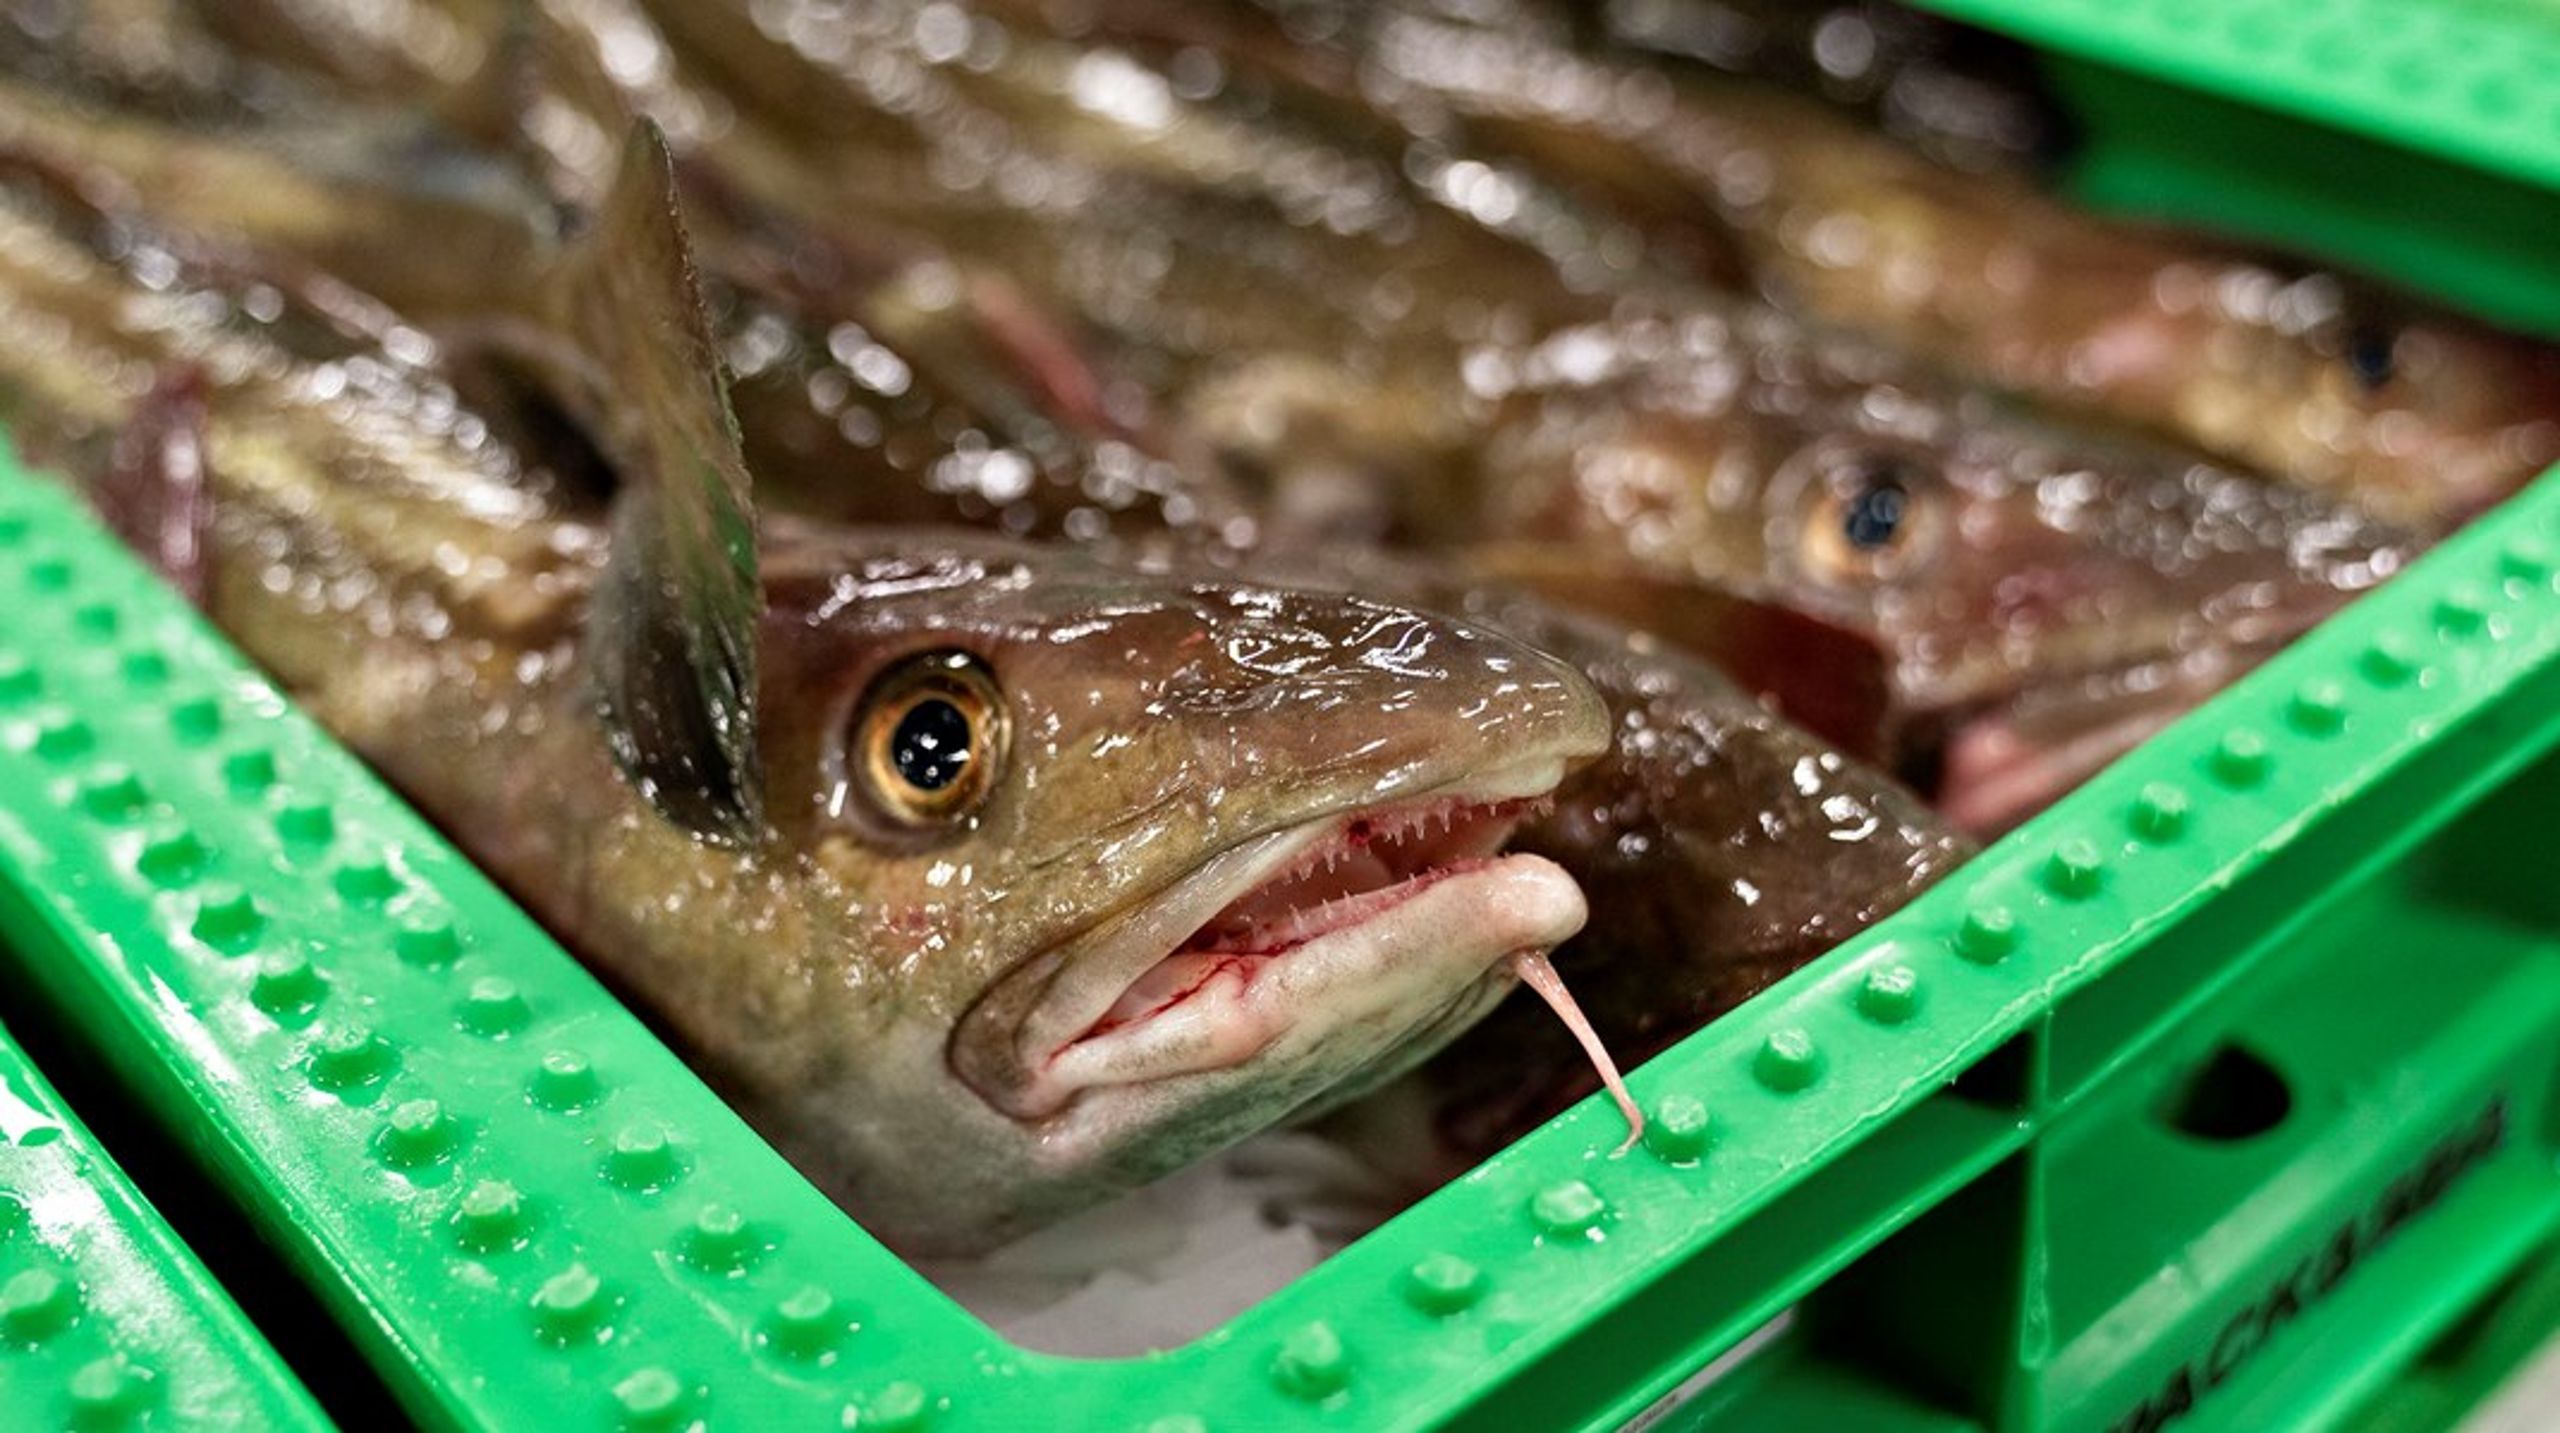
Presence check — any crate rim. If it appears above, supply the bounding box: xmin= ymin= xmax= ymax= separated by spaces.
xmin=0 ymin=0 xmax=2555 ymax=1423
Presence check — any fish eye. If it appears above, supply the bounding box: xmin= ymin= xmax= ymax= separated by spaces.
xmin=1840 ymin=473 xmax=1909 ymax=549
xmin=2342 ymin=322 xmax=2399 ymax=392
xmin=1801 ymin=451 xmax=1938 ymax=583
xmin=850 ymin=650 xmax=1007 ymax=830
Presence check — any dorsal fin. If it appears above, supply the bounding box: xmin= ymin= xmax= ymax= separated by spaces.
xmin=551 ymin=121 xmax=765 ymax=843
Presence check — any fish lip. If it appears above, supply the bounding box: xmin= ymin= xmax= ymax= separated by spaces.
xmin=950 ymin=756 xmax=1583 ymax=1122
xmin=1908 ymin=572 xmax=2365 ymax=825
xmin=1927 ymin=638 xmax=2287 ymax=833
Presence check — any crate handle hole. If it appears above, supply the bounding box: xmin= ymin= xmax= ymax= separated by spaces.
xmin=2158 ymin=1043 xmax=2291 ymax=1142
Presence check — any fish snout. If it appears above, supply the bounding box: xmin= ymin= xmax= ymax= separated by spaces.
xmin=1167 ymin=585 xmax=1615 ymax=796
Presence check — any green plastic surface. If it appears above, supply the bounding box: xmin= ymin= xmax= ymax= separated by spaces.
xmin=0 ymin=1017 xmax=327 ymax=1430
xmin=1917 ymin=0 xmax=2560 ymax=191
xmin=0 ymin=1 xmax=2556 ymax=1428
xmin=1917 ymin=0 xmax=2560 ymax=332
xmin=2347 ymin=1240 xmax=2560 ymax=1433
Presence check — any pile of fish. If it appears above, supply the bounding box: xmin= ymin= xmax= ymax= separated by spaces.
xmin=0 ymin=0 xmax=2548 ymax=1259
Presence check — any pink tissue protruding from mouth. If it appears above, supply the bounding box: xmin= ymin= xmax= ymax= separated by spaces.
xmin=1514 ymin=949 xmax=1644 ymax=1154
xmin=1072 ymin=795 xmax=1545 ymax=1045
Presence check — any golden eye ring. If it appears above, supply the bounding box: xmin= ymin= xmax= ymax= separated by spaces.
xmin=850 ymin=650 xmax=1008 ymax=831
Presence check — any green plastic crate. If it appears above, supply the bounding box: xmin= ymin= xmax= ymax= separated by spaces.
xmin=0 ymin=1016 xmax=326 ymax=1430
xmin=1921 ymin=0 xmax=2560 ymax=333
xmin=0 ymin=0 xmax=2558 ymax=1428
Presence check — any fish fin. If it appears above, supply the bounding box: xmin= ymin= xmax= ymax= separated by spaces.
xmin=554 ymin=120 xmax=766 ymax=843
xmin=98 ymin=370 xmax=215 ymax=608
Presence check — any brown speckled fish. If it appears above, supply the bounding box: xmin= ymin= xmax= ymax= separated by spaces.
xmin=1442 ymin=304 xmax=2412 ymax=829
xmin=1257 ymin=558 xmax=1971 ymax=1152
xmin=0 ymin=65 xmax=1257 ymax=552
xmin=604 ymin=2 xmax=2419 ymax=821
xmin=0 ymin=131 xmax=1617 ymax=1252
xmin=1220 ymin=0 xmax=2560 ymax=532
xmin=5 ymin=21 xmax=1985 ymax=1159
xmin=50 ymin=0 xmax=2424 ymax=832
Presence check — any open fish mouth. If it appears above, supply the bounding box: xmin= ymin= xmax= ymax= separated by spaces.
xmin=956 ymin=759 xmax=1589 ymax=1123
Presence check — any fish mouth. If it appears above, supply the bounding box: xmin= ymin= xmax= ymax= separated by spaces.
xmin=1915 ymin=553 xmax=2387 ymax=835
xmin=953 ymin=759 xmax=1586 ymax=1123
xmin=1925 ymin=647 xmax=2268 ymax=834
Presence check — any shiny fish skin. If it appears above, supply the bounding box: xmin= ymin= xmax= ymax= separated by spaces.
xmin=15 ymin=2 xmax=2396 ymax=1166
xmin=0 ymin=66 xmax=1253 ymax=550
xmin=21 ymin=2 xmax=2423 ymax=816
xmin=4 ymin=17 xmax=1978 ymax=1162
xmin=1246 ymin=0 xmax=2560 ymax=532
xmin=533 ymin=0 xmax=2414 ymax=821
xmin=0 ymin=173 xmax=1616 ymax=1252
xmin=1449 ymin=301 xmax=2410 ymax=821
xmin=0 ymin=52 xmax=1962 ymax=1110
xmin=1271 ymin=560 xmax=1971 ymax=1152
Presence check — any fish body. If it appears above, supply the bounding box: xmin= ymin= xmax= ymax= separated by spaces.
xmin=0 ymin=0 xmax=301 ymax=119
xmin=620 ymin=3 xmax=2419 ymax=808
xmin=11 ymin=9 xmax=1992 ymax=1179
xmin=0 ymin=66 xmax=1254 ymax=549
xmin=32 ymin=0 xmax=2427 ymax=829
xmin=0 ymin=38 xmax=1980 ymax=1171
xmin=0 ymin=145 xmax=1615 ymax=1252
xmin=1447 ymin=304 xmax=2411 ymax=826
xmin=1221 ymin=0 xmax=2560 ymax=531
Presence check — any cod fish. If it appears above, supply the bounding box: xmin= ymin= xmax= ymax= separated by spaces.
xmin=1235 ymin=0 xmax=2560 ymax=531
xmin=13 ymin=5 xmax=2424 ymax=834
xmin=1447 ymin=307 xmax=2411 ymax=829
xmin=0 ymin=43 xmax=1984 ymax=1159
xmin=0 ymin=130 xmax=1619 ymax=1252
xmin=0 ymin=68 xmax=1257 ymax=552
xmin=592 ymin=1 xmax=2416 ymax=822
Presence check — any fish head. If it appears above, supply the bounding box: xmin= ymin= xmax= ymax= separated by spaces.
xmin=744 ymin=524 xmax=1609 ymax=1250
xmin=2073 ymin=262 xmax=2560 ymax=529
xmin=1837 ymin=418 xmax=2408 ymax=829
xmin=1475 ymin=344 xmax=2410 ymax=831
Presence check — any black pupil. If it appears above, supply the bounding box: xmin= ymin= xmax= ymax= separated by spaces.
xmin=891 ymin=697 xmax=973 ymax=792
xmin=1841 ymin=476 xmax=1909 ymax=551
xmin=2344 ymin=325 xmax=2397 ymax=390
